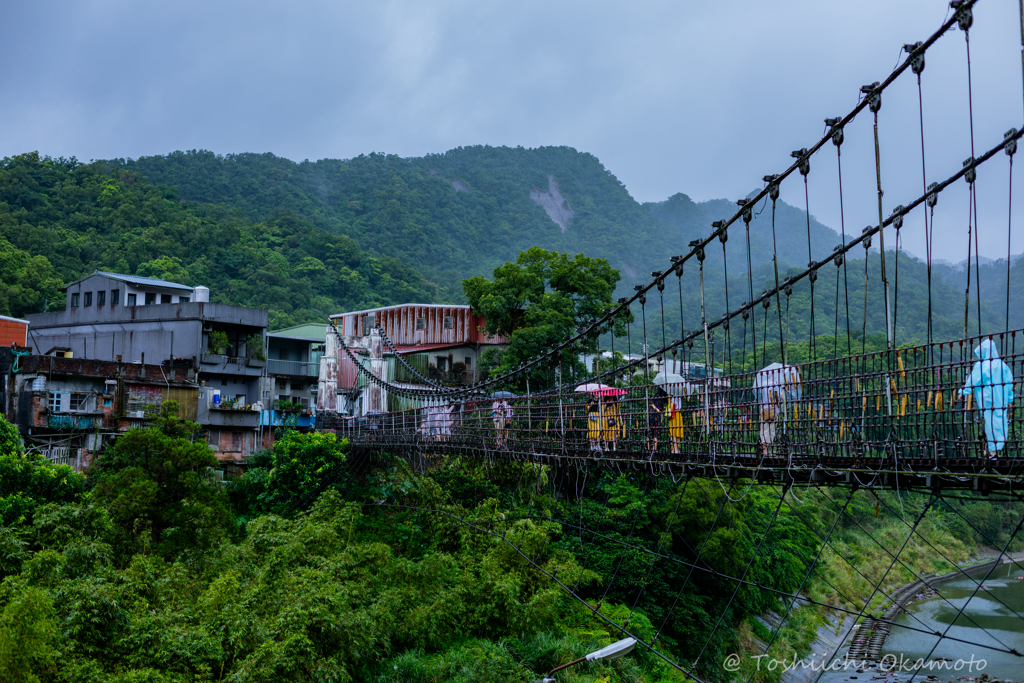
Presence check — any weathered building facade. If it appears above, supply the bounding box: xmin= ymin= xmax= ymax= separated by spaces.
xmin=260 ymin=323 xmax=325 ymax=433
xmin=321 ymin=304 xmax=507 ymax=416
xmin=24 ymin=271 xmax=268 ymax=463
xmin=0 ymin=351 xmax=197 ymax=470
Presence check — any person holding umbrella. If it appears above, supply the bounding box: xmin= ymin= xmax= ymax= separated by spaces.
xmin=647 ymin=391 xmax=665 ymax=453
xmin=754 ymin=363 xmax=801 ymax=456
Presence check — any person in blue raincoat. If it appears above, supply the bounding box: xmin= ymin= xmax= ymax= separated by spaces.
xmin=959 ymin=339 xmax=1015 ymax=457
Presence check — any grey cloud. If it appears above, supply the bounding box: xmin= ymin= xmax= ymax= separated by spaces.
xmin=1 ymin=0 xmax=1021 ymax=261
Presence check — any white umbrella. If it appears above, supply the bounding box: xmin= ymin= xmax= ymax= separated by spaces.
xmin=575 ymin=382 xmax=612 ymax=392
xmin=754 ymin=362 xmax=802 ymax=405
xmin=653 ymin=372 xmax=691 ymax=396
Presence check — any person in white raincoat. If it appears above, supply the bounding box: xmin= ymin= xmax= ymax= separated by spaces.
xmin=959 ymin=339 xmax=1015 ymax=458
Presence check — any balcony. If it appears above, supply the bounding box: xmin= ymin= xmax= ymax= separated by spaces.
xmin=204 ymin=407 xmax=260 ymax=428
xmin=267 ymin=359 xmax=319 ymax=377
xmin=199 ymin=354 xmax=265 ymax=377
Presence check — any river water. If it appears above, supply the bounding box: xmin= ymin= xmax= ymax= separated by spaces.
xmin=815 ymin=561 xmax=1024 ymax=683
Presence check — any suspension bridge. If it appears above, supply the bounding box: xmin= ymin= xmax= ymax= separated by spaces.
xmin=310 ymin=1 xmax=1024 ymax=679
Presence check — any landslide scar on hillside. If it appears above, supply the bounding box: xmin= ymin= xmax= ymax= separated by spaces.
xmin=530 ymin=175 xmax=574 ymax=232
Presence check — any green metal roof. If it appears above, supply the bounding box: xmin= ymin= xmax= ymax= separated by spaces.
xmin=267 ymin=322 xmax=328 ymax=342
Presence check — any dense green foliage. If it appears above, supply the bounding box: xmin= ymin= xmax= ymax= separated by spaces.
xmin=90 ymin=403 xmax=233 ymax=559
xmin=0 ymin=152 xmax=437 ymax=328
xmin=1 ymin=408 xmax=1022 ymax=682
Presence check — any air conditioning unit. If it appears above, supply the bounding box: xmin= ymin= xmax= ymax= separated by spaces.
xmin=131 ymin=410 xmax=145 ymax=418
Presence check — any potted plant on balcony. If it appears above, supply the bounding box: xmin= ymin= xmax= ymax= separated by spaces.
xmin=246 ymin=334 xmax=267 ymax=368
xmin=203 ymin=330 xmax=230 ymax=364
xmin=276 ymin=399 xmax=302 ymax=414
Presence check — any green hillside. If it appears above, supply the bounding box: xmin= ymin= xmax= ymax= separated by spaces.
xmin=0 ymin=153 xmax=438 ymax=328
xmin=2 ymin=146 xmax=1019 ymax=346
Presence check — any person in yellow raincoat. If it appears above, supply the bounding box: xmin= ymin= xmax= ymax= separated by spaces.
xmin=601 ymin=395 xmax=624 ymax=451
xmin=586 ymin=395 xmax=602 ymax=450
xmin=667 ymin=396 xmax=685 ymax=453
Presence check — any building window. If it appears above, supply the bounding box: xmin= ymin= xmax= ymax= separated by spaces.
xmin=97 ymin=290 xmax=106 ymax=306
xmin=362 ymin=315 xmax=373 ymax=333
xmin=465 ymin=357 xmax=471 ymax=366
xmin=145 ymin=292 xmax=156 ymax=305
xmin=84 ymin=292 xmax=93 ymax=307
xmin=416 ymin=317 xmax=426 ymax=330
xmin=443 ymin=316 xmax=453 ymax=329
xmin=102 ymin=398 xmax=112 ymax=408
xmin=71 ymin=293 xmax=80 ymax=308
xmin=111 ymin=289 xmax=119 ymax=305
xmin=69 ymin=393 xmax=87 ymax=411
xmin=179 ymin=296 xmax=189 ymax=303
xmin=161 ymin=294 xmax=172 ymax=304
xmin=127 ymin=293 xmax=136 ymax=306
xmin=48 ymin=392 xmax=63 ymax=412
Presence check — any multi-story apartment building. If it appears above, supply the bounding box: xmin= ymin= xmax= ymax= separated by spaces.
xmin=23 ymin=271 xmax=268 ymax=463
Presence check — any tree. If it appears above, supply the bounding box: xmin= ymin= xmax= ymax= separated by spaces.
xmin=91 ymin=403 xmax=232 ymax=558
xmin=0 ymin=414 xmax=86 ymax=527
xmin=261 ymin=431 xmax=347 ymax=514
xmin=463 ymin=247 xmax=626 ymax=389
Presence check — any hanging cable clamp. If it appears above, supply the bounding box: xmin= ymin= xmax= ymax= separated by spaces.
xmin=833 ymin=246 xmax=844 ymax=268
xmin=862 ymin=226 xmax=873 ymax=249
xmin=825 ymin=117 xmax=844 ymax=147
xmin=736 ymin=198 xmax=753 ymax=224
xmin=926 ymin=182 xmax=939 ymax=208
xmin=808 ymin=262 xmax=818 ymax=283
xmin=633 ymin=285 xmax=647 ymax=305
xmin=741 ymin=304 xmax=750 ymax=320
xmin=890 ymin=205 xmax=905 ymax=231
xmin=1005 ymin=129 xmax=1018 ymax=157
xmin=962 ymin=157 xmax=976 ymax=185
xmin=904 ymin=42 xmax=925 ymax=74
xmin=950 ymin=1 xmax=973 ymax=31
xmin=763 ymin=174 xmax=781 ymax=201
xmin=784 ymin=283 xmax=793 ymax=297
xmin=791 ymin=149 xmax=810 ymax=176
xmin=652 ymin=272 xmax=665 ymax=292
xmin=861 ymin=82 xmax=881 ymax=113
xmin=712 ymin=220 xmax=728 ymax=243
xmin=721 ymin=313 xmax=730 ymax=330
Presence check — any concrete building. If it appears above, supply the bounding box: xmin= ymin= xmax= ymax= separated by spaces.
xmin=260 ymin=323 xmax=325 ymax=432
xmin=24 ymin=271 xmax=268 ymax=463
xmin=320 ymin=304 xmax=507 ymax=416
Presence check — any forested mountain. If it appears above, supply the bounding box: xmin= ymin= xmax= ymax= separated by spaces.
xmin=2 ymin=146 xmax=1020 ymax=344
xmin=0 ymin=153 xmax=437 ymax=329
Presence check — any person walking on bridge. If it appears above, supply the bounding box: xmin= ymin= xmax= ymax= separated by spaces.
xmin=959 ymin=338 xmax=1015 ymax=459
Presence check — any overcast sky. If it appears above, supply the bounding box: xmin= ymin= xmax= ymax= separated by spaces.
xmin=2 ymin=0 xmax=1022 ymax=263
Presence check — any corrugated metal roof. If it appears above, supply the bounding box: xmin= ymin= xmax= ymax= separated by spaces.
xmin=93 ymin=271 xmax=194 ymax=291
xmin=329 ymin=303 xmax=471 ymax=320
xmin=268 ymin=322 xmax=327 ymax=342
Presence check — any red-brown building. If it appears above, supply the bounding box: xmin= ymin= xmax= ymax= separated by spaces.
xmin=0 ymin=315 xmax=28 ymax=347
